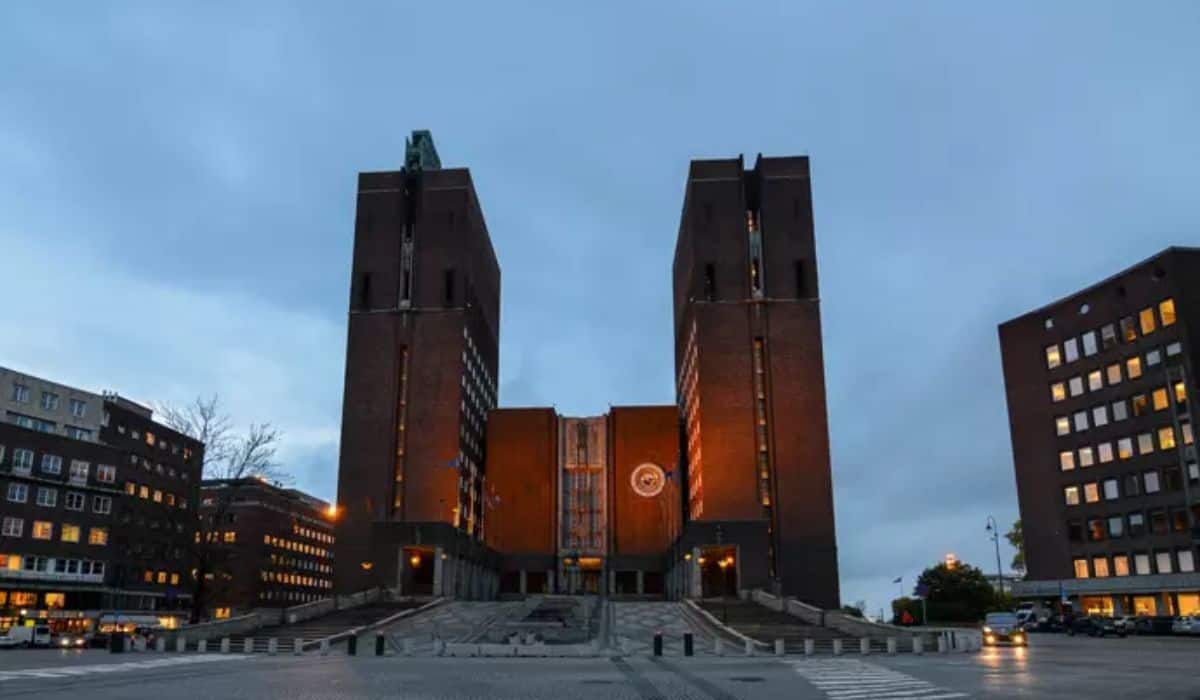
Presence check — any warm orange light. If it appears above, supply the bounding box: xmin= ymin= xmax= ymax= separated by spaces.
xmin=698 ymin=556 xmax=706 ymax=565
xmin=945 ymin=553 xmax=957 ymax=570
xmin=718 ymin=559 xmax=729 ymax=570
xmin=326 ymin=503 xmax=338 ymax=519
xmin=409 ymin=554 xmax=421 ymax=568
xmin=360 ymin=561 xmax=374 ymax=571
xmin=684 ymin=552 xmax=692 ymax=561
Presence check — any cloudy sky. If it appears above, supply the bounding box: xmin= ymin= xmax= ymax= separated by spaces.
xmin=3 ymin=2 xmax=1198 ymax=616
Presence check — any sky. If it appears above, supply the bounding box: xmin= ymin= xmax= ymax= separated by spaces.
xmin=2 ymin=2 xmax=1199 ymax=618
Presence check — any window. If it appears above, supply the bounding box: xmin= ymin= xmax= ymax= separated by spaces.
xmin=1112 ymin=400 xmax=1128 ymax=422
xmin=61 ymin=524 xmax=80 ymax=543
xmin=39 ymin=454 xmax=62 ymax=474
xmin=1079 ymin=446 xmax=1095 ymax=467
xmin=1127 ymin=357 xmax=1143 ymax=379
xmin=36 ymin=487 xmax=56 ymax=507
xmin=1092 ymin=557 xmax=1110 ymax=577
xmin=41 ymin=391 xmax=59 ymax=410
xmin=1064 ymin=338 xmax=1079 ymax=363
xmin=1101 ymin=324 xmax=1118 ymax=350
xmin=1 ymin=517 xmax=22 ymax=537
xmin=1060 ymin=451 xmax=1076 ymax=471
xmin=1051 ymin=382 xmax=1066 ymax=402
xmin=1046 ymin=345 xmax=1062 ymax=368
xmin=1152 ymin=388 xmax=1169 ymax=411
xmin=1088 ymin=370 xmax=1103 ymax=391
xmin=1106 ymin=363 xmax=1122 ymax=385
xmin=152 ymin=489 xmax=162 ymax=503
xmin=1184 ymin=423 xmax=1194 ymax=446
xmin=1092 ymin=405 xmax=1108 ymax=427
xmin=65 ymin=426 xmax=91 ymax=441
xmin=1124 ymin=473 xmax=1140 ymax=496
xmin=1159 ymin=426 xmax=1176 ymax=450
xmin=1167 ymin=341 xmax=1183 ymax=357
xmin=69 ymin=460 xmax=89 ymax=484
xmin=93 ymin=496 xmax=112 ymax=515
xmin=1175 ymin=381 xmax=1188 ymax=405
xmin=96 ymin=465 xmax=115 ymax=483
xmin=1121 ymin=316 xmax=1138 ymax=342
xmin=1073 ymin=558 xmax=1089 ymax=578
xmin=1134 ymin=553 xmax=1151 ymax=575
xmin=1128 ymin=511 xmax=1146 ymax=536
xmin=1139 ymin=308 xmax=1157 ymax=335
xmin=1098 ymin=442 xmax=1114 ymax=463
xmin=1082 ymin=331 xmax=1098 ymax=357
xmin=1137 ymin=432 xmax=1155 ymax=455
xmin=1084 ymin=482 xmax=1100 ymax=503
xmin=1108 ymin=516 xmax=1124 ymax=538
xmin=7 ymin=483 xmax=28 ymax=503
xmin=1103 ymin=478 xmax=1119 ymax=500
xmin=1113 ymin=555 xmax=1130 ymax=576
xmin=1069 ymin=376 xmax=1084 ymax=396
xmin=65 ymin=492 xmax=84 ymax=511
xmin=223 ymin=531 xmax=236 ymax=543
xmin=1132 ymin=394 xmax=1149 ymax=416
xmin=124 ymin=481 xmax=135 ymax=495
xmin=1171 ymin=509 xmax=1189 ymax=532
xmin=12 ymin=448 xmax=34 ymax=473
xmin=1143 ymin=469 xmax=1161 ymax=493
xmin=1159 ymin=298 xmax=1176 ymax=327
xmin=1180 ymin=550 xmax=1195 ymax=573
xmin=1074 ymin=411 xmax=1089 ymax=432
xmin=1155 ymin=551 xmax=1173 ymax=574
xmin=1149 ymin=509 xmax=1169 ymax=535
xmin=139 ymin=485 xmax=149 ymax=499
xmin=1055 ymin=415 xmax=1070 ymax=435
xmin=1064 ymin=485 xmax=1080 ymax=506
xmin=1146 ymin=349 xmax=1162 ymax=367
xmin=1087 ymin=518 xmax=1105 ymax=541
xmin=11 ymin=382 xmax=31 ymax=402
xmin=70 ymin=399 xmax=86 ymax=418
xmin=1118 ymin=438 xmax=1134 ymax=459
xmin=88 ymin=527 xmax=108 ymax=545
xmin=32 ymin=521 xmax=52 ymax=540
xmin=1165 ymin=466 xmax=1183 ymax=492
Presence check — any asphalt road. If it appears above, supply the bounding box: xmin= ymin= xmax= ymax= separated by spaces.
xmin=0 ymin=633 xmax=1195 ymax=698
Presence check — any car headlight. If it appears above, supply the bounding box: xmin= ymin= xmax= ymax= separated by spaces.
xmin=982 ymin=626 xmax=991 ymax=633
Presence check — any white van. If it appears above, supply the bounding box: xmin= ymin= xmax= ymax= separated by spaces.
xmin=0 ymin=624 xmax=53 ymax=648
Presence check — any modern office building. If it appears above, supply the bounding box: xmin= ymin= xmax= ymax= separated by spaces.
xmin=199 ymin=478 xmax=335 ymax=617
xmin=1 ymin=367 xmax=204 ymax=632
xmin=1000 ymin=248 xmax=1200 ymax=617
xmin=334 ymin=135 xmax=841 ymax=609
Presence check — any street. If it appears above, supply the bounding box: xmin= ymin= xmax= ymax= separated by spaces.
xmin=0 ymin=634 xmax=1196 ymax=698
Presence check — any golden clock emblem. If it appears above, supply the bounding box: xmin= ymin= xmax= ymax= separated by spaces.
xmin=630 ymin=463 xmax=666 ymax=498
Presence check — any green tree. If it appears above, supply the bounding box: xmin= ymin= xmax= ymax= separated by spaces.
xmin=916 ymin=560 xmax=997 ymax=623
xmin=840 ymin=600 xmax=867 ymax=618
xmin=1005 ymin=520 xmax=1025 ymax=575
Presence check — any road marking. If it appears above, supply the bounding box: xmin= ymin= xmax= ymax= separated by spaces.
xmin=0 ymin=654 xmax=252 ymax=682
xmin=790 ymin=659 xmax=969 ymax=699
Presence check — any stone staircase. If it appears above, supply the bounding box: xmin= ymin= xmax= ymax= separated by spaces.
xmin=225 ymin=601 xmax=424 ymax=652
xmin=695 ymin=599 xmax=899 ymax=653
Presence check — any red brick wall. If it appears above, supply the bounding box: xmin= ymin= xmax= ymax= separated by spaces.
xmin=484 ymin=408 xmax=557 ymax=555
xmin=609 ymin=406 xmax=681 ymax=556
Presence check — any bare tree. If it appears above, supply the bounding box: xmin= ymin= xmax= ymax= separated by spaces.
xmin=156 ymin=395 xmax=285 ymax=622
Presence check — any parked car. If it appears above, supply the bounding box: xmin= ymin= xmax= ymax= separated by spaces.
xmin=0 ymin=625 xmax=53 ymax=648
xmin=982 ymin=612 xmax=1028 ymax=646
xmin=1067 ymin=616 xmax=1126 ymax=637
xmin=1171 ymin=616 xmax=1200 ymax=635
xmin=1132 ymin=616 xmax=1177 ymax=636
xmin=1112 ymin=616 xmax=1136 ymax=634
xmin=53 ymin=633 xmax=88 ymax=649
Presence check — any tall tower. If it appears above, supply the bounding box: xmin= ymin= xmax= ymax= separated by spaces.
xmin=672 ymin=154 xmax=839 ymax=608
xmin=334 ymin=131 xmax=500 ymax=594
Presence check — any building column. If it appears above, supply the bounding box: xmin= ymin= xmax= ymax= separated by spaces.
xmin=547 ymin=569 xmax=555 ymax=594
xmin=690 ymin=547 xmax=702 ymax=599
xmin=1157 ymin=592 xmax=1172 ymax=616
xmin=396 ymin=547 xmax=406 ymax=596
xmin=636 ymin=571 xmax=645 ymax=595
xmin=609 ymin=570 xmax=617 ymax=595
xmin=519 ymin=570 xmax=527 ymax=595
xmin=1110 ymin=595 xmax=1125 ymax=616
xmin=432 ymin=547 xmax=445 ymax=596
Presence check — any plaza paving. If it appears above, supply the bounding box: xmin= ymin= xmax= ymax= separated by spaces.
xmin=0 ymin=632 xmax=1197 ymax=698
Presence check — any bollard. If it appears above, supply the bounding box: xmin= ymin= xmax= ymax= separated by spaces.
xmin=176 ymin=638 xmax=187 ymax=653
xmin=653 ymin=633 xmax=663 ymax=657
xmin=714 ymin=637 xmax=723 ymax=656
xmin=156 ymin=638 xmax=166 ymax=652
xmin=887 ymin=638 xmax=897 ymax=655
xmin=683 ymin=633 xmax=693 ymax=657
xmin=320 ymin=639 xmax=330 ymax=656
xmin=937 ymin=635 xmax=947 ymax=654
xmin=268 ymin=638 xmax=278 ymax=655
xmin=744 ymin=639 xmax=753 ymax=656
xmin=220 ymin=638 xmax=231 ymax=654
xmin=403 ymin=638 xmax=414 ymax=656
xmin=775 ymin=639 xmax=785 ymax=656
xmin=804 ymin=639 xmax=814 ymax=656
xmin=376 ymin=633 xmax=386 ymax=657
xmin=198 ymin=639 xmax=208 ymax=654
xmin=913 ymin=636 xmax=923 ymax=655
xmin=293 ymin=639 xmax=303 ymax=656
xmin=347 ymin=635 xmax=358 ymax=656
xmin=832 ymin=639 xmax=843 ymax=656
xmin=243 ymin=638 xmax=254 ymax=654
xmin=860 ymin=638 xmax=870 ymax=655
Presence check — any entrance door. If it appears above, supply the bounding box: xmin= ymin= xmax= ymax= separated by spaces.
xmin=699 ymin=546 xmax=738 ymax=598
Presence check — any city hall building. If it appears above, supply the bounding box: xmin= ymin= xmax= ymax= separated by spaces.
xmin=334 ymin=132 xmax=841 ymax=609
xmin=1000 ymin=248 xmax=1200 ymax=618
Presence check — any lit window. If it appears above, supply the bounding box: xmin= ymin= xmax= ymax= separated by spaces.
xmin=1101 ymin=324 xmax=1118 ymax=349
xmin=1146 ymin=349 xmax=1162 ymax=367
xmin=1088 ymin=370 xmax=1103 ymax=392
xmin=1055 ymin=416 xmax=1070 ymax=436
xmin=1139 ymin=308 xmax=1157 ymax=335
xmin=1158 ymin=426 xmax=1176 ymax=451
xmin=1179 ymin=550 xmax=1195 ymax=573
xmin=1106 ymin=363 xmax=1122 ymax=385
xmin=1153 ymin=388 xmax=1169 ymax=411
xmin=1144 ymin=470 xmax=1161 ymax=493
xmin=125 ymin=482 xmax=136 ymax=495
xmin=157 ymin=570 xmax=167 ymax=584
xmin=139 ymin=485 xmax=149 ymax=499
xmin=1182 ymin=423 xmax=1194 ymax=446
xmin=61 ymin=524 xmax=80 ymax=543
xmin=1108 ymin=516 xmax=1124 ymax=538
xmin=1138 ymin=433 xmax=1155 ymax=455
xmin=1082 ymin=331 xmax=1098 ymax=357
xmin=1175 ymin=382 xmax=1188 ymax=404
xmin=1064 ymin=338 xmax=1079 ymax=363
xmin=1092 ymin=405 xmax=1108 ymax=427
xmin=1088 ymin=518 xmax=1105 ymax=541
xmin=1092 ymin=557 xmax=1110 ymax=578
xmin=1132 ymin=395 xmax=1149 ymax=416
xmin=153 ymin=490 xmax=163 ymax=503
xmin=1051 ymin=382 xmax=1067 ymax=402
xmin=1073 ymin=558 xmax=1089 ymax=579
xmin=1103 ymin=478 xmax=1119 ymax=500
xmin=96 ymin=465 xmax=116 ymax=483
xmin=1078 ymin=446 xmax=1095 ymax=467
xmin=1155 ymin=552 xmax=1173 ymax=574
xmin=1118 ymin=438 xmax=1134 ymax=460
xmin=1069 ymin=376 xmax=1084 ymax=396
xmin=1120 ymin=316 xmax=1137 ymax=342
xmin=1134 ymin=553 xmax=1151 ymax=575
xmin=1045 ymin=345 xmax=1062 ymax=368
xmin=1084 ymin=482 xmax=1099 ymax=503
xmin=1064 ymin=486 xmax=1080 ymax=505
xmin=1126 ymin=357 xmax=1142 ymax=379
xmin=1098 ymin=442 xmax=1114 ymax=463
xmin=1113 ymin=555 xmax=1130 ymax=576
xmin=1159 ymin=298 xmax=1176 ymax=327
xmin=32 ymin=521 xmax=53 ymax=540
xmin=1074 ymin=411 xmax=1089 ymax=432
xmin=1112 ymin=401 xmax=1128 ymax=422
xmin=223 ymin=531 xmax=236 ymax=543
xmin=1166 ymin=341 xmax=1182 ymax=357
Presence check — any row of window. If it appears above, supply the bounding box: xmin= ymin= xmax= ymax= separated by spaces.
xmin=1 ymin=447 xmax=116 ymax=484
xmin=7 ymin=411 xmax=94 ymax=440
xmin=2 ymin=554 xmax=106 ymax=576
xmin=8 ymin=383 xmax=88 ymax=417
xmin=1058 ymin=424 xmax=1193 ymax=471
xmin=1050 ymin=343 xmax=1184 ymax=406
xmin=0 ymin=517 xmax=108 ymax=544
xmin=123 ymin=481 xmax=188 ymax=509
xmin=1065 ymin=464 xmax=1200 ymax=506
xmin=1072 ymin=549 xmax=1195 ymax=579
xmin=142 ymin=569 xmax=182 ymax=586
xmin=290 ymin=523 xmax=334 ymax=545
xmin=1045 ymin=298 xmax=1177 ymax=369
xmin=113 ymin=423 xmax=194 ymax=462
xmin=1055 ymin=387 xmax=1191 ymax=438
xmin=263 ymin=534 xmax=331 ymax=558
xmin=6 ymin=483 xmax=113 ymax=514
xmin=268 ymin=553 xmax=332 ymax=574
xmin=127 ymin=453 xmax=191 ymax=481
xmin=258 ymin=590 xmax=324 ymax=603
xmin=258 ymin=570 xmax=333 ymax=589
xmin=1068 ymin=505 xmax=1200 ymax=543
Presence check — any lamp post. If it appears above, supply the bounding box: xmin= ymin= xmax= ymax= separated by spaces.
xmin=986 ymin=515 xmax=1004 ymax=596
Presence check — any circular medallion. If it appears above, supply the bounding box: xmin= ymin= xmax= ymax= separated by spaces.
xmin=630 ymin=463 xmax=666 ymax=498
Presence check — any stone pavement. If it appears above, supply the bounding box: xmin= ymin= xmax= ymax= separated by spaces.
xmin=612 ymin=601 xmax=714 ymax=656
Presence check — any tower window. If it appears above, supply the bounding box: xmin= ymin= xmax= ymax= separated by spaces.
xmin=444 ymin=269 xmax=456 ymax=306
xmin=795 ymin=260 xmax=809 ymax=298
xmin=703 ymin=263 xmax=715 ymax=301
xmin=358 ymin=273 xmax=371 ymax=309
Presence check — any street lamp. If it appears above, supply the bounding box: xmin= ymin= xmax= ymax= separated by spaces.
xmin=986 ymin=515 xmax=1004 ymax=596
